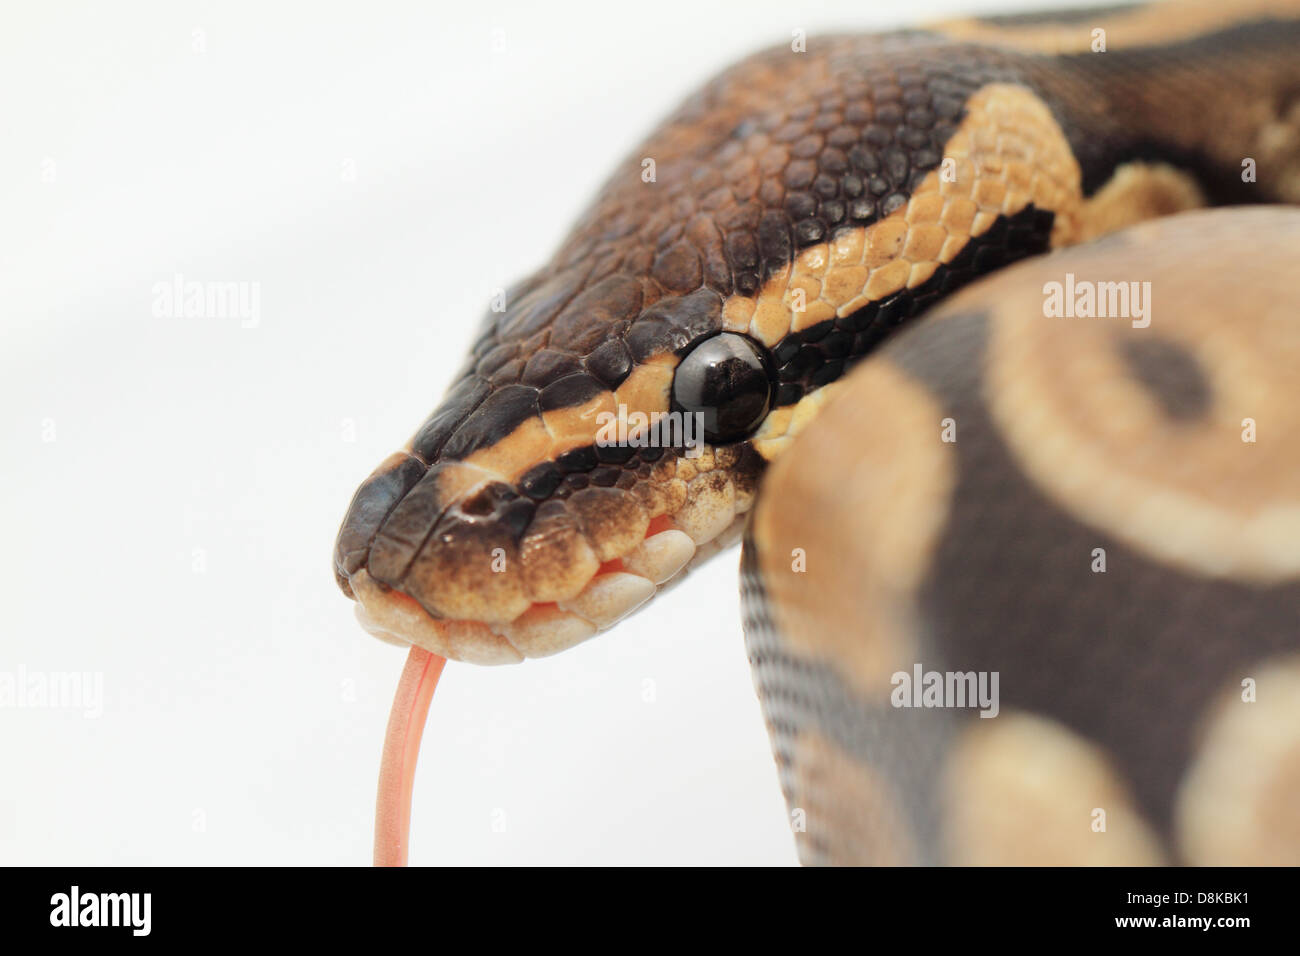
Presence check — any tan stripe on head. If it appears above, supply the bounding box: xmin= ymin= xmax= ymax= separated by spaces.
xmin=723 ymin=83 xmax=1084 ymax=351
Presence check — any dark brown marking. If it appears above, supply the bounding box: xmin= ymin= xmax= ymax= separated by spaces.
xmin=1116 ymin=334 xmax=1213 ymax=421
xmin=440 ymin=384 xmax=541 ymax=461
xmin=521 ymin=349 xmax=584 ymax=387
xmin=537 ymin=373 xmax=604 ymax=413
xmin=584 ymin=339 xmax=634 ymax=389
xmin=332 ymin=452 xmax=428 ymax=592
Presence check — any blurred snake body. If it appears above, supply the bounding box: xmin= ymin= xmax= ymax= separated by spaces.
xmin=335 ymin=0 xmax=1300 ymax=864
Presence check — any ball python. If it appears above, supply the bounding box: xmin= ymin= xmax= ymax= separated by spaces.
xmin=332 ymin=0 xmax=1300 ymax=865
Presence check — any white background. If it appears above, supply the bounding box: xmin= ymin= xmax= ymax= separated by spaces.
xmin=2 ymin=0 xmax=1063 ymax=865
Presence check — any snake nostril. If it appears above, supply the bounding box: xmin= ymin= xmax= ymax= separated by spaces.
xmin=461 ymin=481 xmax=520 ymax=517
xmin=461 ymin=489 xmax=497 ymax=517
xmin=455 ymin=482 xmax=537 ymax=539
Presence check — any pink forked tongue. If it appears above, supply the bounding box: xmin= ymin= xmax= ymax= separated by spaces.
xmin=374 ymin=647 xmax=446 ymax=867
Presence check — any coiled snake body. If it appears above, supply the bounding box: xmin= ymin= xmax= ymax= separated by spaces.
xmin=335 ymin=0 xmax=1300 ymax=864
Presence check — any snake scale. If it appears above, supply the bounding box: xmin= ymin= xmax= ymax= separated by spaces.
xmin=334 ymin=0 xmax=1300 ymax=864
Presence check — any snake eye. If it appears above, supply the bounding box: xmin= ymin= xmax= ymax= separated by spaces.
xmin=671 ymin=332 xmax=775 ymax=443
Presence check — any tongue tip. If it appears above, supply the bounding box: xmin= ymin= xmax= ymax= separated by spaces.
xmin=374 ymin=646 xmax=447 ymax=867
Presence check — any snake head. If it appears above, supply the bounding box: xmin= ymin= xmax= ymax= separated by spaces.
xmin=333 ymin=281 xmax=785 ymax=663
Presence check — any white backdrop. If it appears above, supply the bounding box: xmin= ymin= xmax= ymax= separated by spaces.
xmin=2 ymin=0 xmax=1066 ymax=865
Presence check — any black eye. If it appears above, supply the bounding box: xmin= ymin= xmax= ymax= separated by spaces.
xmin=672 ymin=332 xmax=775 ymax=443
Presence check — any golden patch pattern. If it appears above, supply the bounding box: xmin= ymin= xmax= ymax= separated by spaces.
xmin=723 ymin=84 xmax=1085 ymax=348
xmin=976 ymin=209 xmax=1300 ymax=583
xmin=1175 ymin=654 xmax=1300 ymax=865
xmin=943 ymin=712 xmax=1165 ymax=865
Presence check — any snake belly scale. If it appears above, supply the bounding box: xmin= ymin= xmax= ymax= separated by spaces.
xmin=335 ymin=0 xmax=1300 ymax=864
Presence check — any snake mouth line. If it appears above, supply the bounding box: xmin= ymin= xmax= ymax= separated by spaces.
xmin=345 ymin=505 xmax=749 ymax=664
